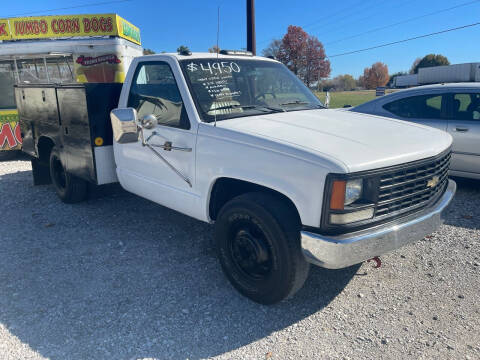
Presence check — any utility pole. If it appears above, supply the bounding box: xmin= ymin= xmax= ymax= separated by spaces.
xmin=247 ymin=0 xmax=256 ymax=55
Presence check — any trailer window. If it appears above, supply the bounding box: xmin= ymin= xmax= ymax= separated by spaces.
xmin=15 ymin=57 xmax=74 ymax=84
xmin=17 ymin=58 xmax=48 ymax=84
xmin=0 ymin=61 xmax=16 ymax=109
xmin=46 ymin=57 xmax=74 ymax=83
xmin=128 ymin=61 xmax=189 ymax=129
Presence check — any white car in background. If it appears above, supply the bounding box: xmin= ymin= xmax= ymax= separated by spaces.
xmin=351 ymin=83 xmax=480 ymax=179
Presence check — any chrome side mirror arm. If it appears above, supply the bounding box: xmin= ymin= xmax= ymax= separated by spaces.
xmin=138 ymin=119 xmax=192 ymax=187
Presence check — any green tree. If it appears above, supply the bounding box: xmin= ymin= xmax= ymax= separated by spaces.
xmin=413 ymin=54 xmax=450 ymax=74
xmin=318 ymin=79 xmax=335 ymax=91
xmin=409 ymin=58 xmax=421 ymax=74
xmin=143 ymin=48 xmax=155 ymax=55
xmin=177 ymin=45 xmax=190 ymax=54
xmin=333 ymin=74 xmax=356 ymax=91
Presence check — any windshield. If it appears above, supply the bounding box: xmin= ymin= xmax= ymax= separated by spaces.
xmin=180 ymin=58 xmax=324 ymax=123
xmin=0 ymin=61 xmax=16 ymax=110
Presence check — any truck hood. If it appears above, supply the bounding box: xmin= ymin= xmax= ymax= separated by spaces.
xmin=216 ymin=109 xmax=452 ymax=173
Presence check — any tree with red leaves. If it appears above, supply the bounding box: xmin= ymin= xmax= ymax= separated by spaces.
xmin=362 ymin=62 xmax=389 ymax=89
xmin=277 ymin=25 xmax=330 ymax=87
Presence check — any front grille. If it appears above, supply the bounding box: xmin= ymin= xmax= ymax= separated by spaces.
xmin=375 ymin=151 xmax=451 ymax=218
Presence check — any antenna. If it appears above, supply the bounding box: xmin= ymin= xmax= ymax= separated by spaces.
xmin=216 ymin=6 xmax=220 ymax=58
xmin=214 ymin=5 xmax=220 ymax=127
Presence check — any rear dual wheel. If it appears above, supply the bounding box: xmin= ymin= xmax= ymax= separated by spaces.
xmin=215 ymin=193 xmax=310 ymax=305
xmin=49 ymin=147 xmax=87 ymax=203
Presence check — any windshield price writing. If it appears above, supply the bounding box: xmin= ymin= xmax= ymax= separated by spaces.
xmin=187 ymin=61 xmax=240 ymax=74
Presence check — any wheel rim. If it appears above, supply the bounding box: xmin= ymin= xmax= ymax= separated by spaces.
xmin=52 ymin=156 xmax=66 ymax=190
xmin=229 ymin=221 xmax=272 ymax=280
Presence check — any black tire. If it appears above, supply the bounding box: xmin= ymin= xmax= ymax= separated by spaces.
xmin=215 ymin=192 xmax=310 ymax=304
xmin=49 ymin=147 xmax=88 ymax=203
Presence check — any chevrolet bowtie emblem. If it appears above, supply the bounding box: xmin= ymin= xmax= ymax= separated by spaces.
xmin=427 ymin=176 xmax=440 ymax=188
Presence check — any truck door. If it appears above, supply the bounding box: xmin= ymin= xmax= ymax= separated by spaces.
xmin=446 ymin=92 xmax=480 ymax=175
xmin=114 ymin=60 xmax=198 ymax=216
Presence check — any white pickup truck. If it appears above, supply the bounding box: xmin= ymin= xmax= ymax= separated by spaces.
xmin=17 ymin=51 xmax=456 ymax=304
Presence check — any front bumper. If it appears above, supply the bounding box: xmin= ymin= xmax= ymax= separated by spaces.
xmin=301 ymin=179 xmax=456 ymax=269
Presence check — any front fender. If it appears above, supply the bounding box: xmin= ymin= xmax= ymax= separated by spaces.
xmin=196 ymin=125 xmax=344 ymax=227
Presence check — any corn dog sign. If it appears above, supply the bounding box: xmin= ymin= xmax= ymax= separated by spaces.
xmin=0 ymin=110 xmax=21 ymax=150
xmin=0 ymin=14 xmax=140 ymax=45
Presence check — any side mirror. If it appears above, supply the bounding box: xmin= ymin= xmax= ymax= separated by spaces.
xmin=111 ymin=108 xmax=139 ymax=144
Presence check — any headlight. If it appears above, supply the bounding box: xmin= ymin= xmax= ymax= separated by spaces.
xmin=324 ymin=176 xmax=375 ymax=228
xmin=344 ymin=179 xmax=363 ymax=205
xmin=329 ymin=178 xmax=363 ymax=210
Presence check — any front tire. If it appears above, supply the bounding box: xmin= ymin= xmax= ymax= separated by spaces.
xmin=49 ymin=147 xmax=87 ymax=203
xmin=215 ymin=192 xmax=310 ymax=304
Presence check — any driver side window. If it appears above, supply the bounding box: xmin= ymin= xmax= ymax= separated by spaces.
xmin=128 ymin=61 xmax=190 ymax=129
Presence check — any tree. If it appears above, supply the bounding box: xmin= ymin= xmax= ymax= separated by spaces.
xmin=318 ymin=78 xmax=335 ymax=91
xmin=362 ymin=62 xmax=389 ymax=89
xmin=333 ymin=74 xmax=356 ymax=91
xmin=262 ymin=39 xmax=282 ymax=59
xmin=143 ymin=48 xmax=155 ymax=55
xmin=357 ymin=75 xmax=365 ymax=89
xmin=409 ymin=58 xmax=421 ymax=74
xmin=412 ymin=54 xmax=450 ymax=74
xmin=208 ymin=45 xmax=220 ymax=54
xmin=277 ymin=25 xmax=330 ymax=86
xmin=277 ymin=26 xmax=308 ymax=76
xmin=388 ymin=71 xmax=407 ymax=87
xmin=303 ymin=35 xmax=330 ymax=87
xmin=177 ymin=45 xmax=190 ymax=54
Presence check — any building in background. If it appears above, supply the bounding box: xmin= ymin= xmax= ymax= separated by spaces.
xmin=393 ymin=62 xmax=480 ymax=88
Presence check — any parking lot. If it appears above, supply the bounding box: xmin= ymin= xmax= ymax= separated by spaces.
xmin=0 ymin=156 xmax=479 ymax=360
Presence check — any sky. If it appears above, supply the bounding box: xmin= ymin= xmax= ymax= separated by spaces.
xmin=2 ymin=0 xmax=479 ymax=78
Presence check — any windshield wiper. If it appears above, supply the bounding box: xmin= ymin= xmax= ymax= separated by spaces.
xmin=279 ymin=100 xmax=309 ymax=106
xmin=211 ymin=104 xmax=285 ymax=113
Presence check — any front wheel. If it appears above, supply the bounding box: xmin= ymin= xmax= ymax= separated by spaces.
xmin=215 ymin=193 xmax=310 ymax=304
xmin=49 ymin=147 xmax=88 ymax=203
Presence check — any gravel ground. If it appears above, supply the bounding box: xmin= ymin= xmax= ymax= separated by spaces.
xmin=0 ymin=157 xmax=479 ymax=360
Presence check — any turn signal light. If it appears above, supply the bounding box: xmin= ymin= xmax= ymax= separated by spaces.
xmin=330 ymin=180 xmax=346 ymax=210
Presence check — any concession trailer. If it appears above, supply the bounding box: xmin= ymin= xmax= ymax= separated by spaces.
xmin=0 ymin=13 xmax=142 ymax=158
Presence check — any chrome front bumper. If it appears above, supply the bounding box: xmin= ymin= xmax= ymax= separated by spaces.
xmin=301 ymin=179 xmax=456 ymax=269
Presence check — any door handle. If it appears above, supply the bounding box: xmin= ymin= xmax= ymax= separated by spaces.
xmin=455 ymin=127 xmax=469 ymax=132
xmin=144 ymin=132 xmax=192 ymax=152
xmin=161 ymin=141 xmax=192 ymax=152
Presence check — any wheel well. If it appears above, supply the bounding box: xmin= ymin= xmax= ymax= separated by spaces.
xmin=209 ymin=178 xmax=301 ymax=224
xmin=37 ymin=137 xmax=55 ymax=163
